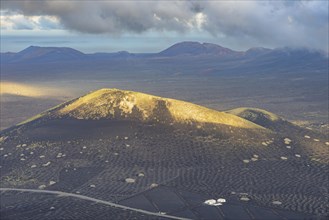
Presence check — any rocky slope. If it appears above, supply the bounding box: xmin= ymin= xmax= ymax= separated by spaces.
xmin=57 ymin=89 xmax=264 ymax=129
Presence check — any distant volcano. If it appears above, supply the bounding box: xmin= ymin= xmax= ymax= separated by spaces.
xmin=158 ymin=41 xmax=242 ymax=57
xmin=4 ymin=46 xmax=85 ymax=62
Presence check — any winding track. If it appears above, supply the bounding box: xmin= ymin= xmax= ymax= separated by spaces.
xmin=0 ymin=188 xmax=191 ymax=220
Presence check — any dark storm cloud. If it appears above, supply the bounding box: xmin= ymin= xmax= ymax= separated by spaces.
xmin=2 ymin=1 xmax=198 ymax=33
xmin=1 ymin=0 xmax=328 ymax=50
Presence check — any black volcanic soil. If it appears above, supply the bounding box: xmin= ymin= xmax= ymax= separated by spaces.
xmin=0 ymin=116 xmax=328 ymax=219
xmin=0 ymin=190 xmax=166 ymax=220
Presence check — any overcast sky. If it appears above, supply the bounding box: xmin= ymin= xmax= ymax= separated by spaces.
xmin=1 ymin=0 xmax=328 ymax=53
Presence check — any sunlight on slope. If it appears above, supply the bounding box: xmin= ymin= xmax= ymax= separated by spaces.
xmin=0 ymin=81 xmax=67 ymax=98
xmin=58 ymin=88 xmax=265 ymax=129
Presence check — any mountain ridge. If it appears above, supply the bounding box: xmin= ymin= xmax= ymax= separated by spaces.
xmin=1 ymin=42 xmax=327 ymax=63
